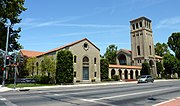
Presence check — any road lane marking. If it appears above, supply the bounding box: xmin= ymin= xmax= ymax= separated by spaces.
xmin=90 ymin=87 xmax=179 ymax=101
xmin=0 ymin=96 xmax=17 ymax=106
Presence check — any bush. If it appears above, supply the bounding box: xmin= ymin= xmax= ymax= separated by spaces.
xmin=76 ymin=80 xmax=80 ymax=83
xmin=102 ymin=78 xmax=114 ymax=82
xmin=91 ymin=79 xmax=96 ymax=82
xmin=112 ymin=75 xmax=120 ymax=81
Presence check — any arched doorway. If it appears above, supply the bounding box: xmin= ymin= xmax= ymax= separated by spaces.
xmin=119 ymin=69 xmax=122 ymax=80
xmin=135 ymin=70 xmax=138 ymax=79
xmin=125 ymin=69 xmax=128 ymax=79
xmin=111 ymin=69 xmax=115 ymax=78
xmin=119 ymin=54 xmax=127 ymax=65
xmin=83 ymin=56 xmax=89 ymax=80
xmin=130 ymin=70 xmax=133 ymax=79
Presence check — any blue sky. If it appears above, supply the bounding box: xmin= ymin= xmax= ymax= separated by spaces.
xmin=17 ymin=0 xmax=180 ymax=55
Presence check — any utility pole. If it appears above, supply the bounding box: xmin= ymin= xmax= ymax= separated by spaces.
xmin=1 ymin=22 xmax=10 ymax=87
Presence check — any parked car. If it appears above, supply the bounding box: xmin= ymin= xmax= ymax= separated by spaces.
xmin=137 ymin=75 xmax=154 ymax=83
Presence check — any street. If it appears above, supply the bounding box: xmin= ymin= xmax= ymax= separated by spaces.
xmin=0 ymin=80 xmax=180 ymax=106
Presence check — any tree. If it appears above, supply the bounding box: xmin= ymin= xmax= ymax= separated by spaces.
xmin=163 ymin=53 xmax=178 ymax=75
xmin=0 ymin=0 xmax=26 ymax=51
xmin=25 ymin=57 xmax=36 ymax=76
xmin=167 ymin=32 xmax=180 ymax=60
xmin=156 ymin=62 xmax=163 ymax=75
xmin=100 ymin=58 xmax=109 ymax=81
xmin=40 ymin=56 xmax=55 ymax=81
xmin=104 ymin=44 xmax=117 ymax=64
xmin=155 ymin=42 xmax=170 ymax=57
xmin=56 ymin=50 xmax=73 ymax=84
xmin=141 ymin=62 xmax=150 ymax=75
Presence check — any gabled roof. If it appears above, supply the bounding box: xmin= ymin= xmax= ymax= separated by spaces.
xmin=117 ymin=49 xmax=132 ymax=55
xmin=109 ymin=64 xmax=142 ymax=69
xmin=20 ymin=50 xmax=44 ymax=58
xmin=37 ymin=38 xmax=100 ymax=57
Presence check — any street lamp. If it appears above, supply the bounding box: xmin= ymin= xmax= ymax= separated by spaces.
xmin=0 ymin=19 xmax=10 ymax=86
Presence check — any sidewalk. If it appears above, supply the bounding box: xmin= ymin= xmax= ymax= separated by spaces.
xmin=0 ymin=85 xmax=12 ymax=92
xmin=0 ymin=79 xmax=178 ymax=92
xmin=0 ymin=81 xmax=136 ymax=92
xmin=153 ymin=97 xmax=180 ymax=106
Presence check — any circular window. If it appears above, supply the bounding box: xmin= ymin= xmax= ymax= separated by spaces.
xmin=83 ymin=43 xmax=89 ymax=51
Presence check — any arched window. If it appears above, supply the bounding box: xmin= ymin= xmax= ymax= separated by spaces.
xmin=119 ymin=54 xmax=127 ymax=65
xmin=137 ymin=46 xmax=140 ymax=55
xmin=83 ymin=56 xmax=89 ymax=80
xmin=130 ymin=70 xmax=133 ymax=79
xmin=94 ymin=58 xmax=96 ymax=64
xmin=83 ymin=56 xmax=89 ymax=66
xmin=74 ymin=56 xmax=77 ymax=63
xmin=111 ymin=69 xmax=115 ymax=78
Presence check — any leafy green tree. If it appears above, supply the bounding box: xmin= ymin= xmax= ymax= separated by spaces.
xmin=104 ymin=44 xmax=117 ymax=64
xmin=156 ymin=62 xmax=163 ymax=75
xmin=100 ymin=58 xmax=109 ymax=81
xmin=0 ymin=0 xmax=26 ymax=51
xmin=141 ymin=62 xmax=150 ymax=75
xmin=163 ymin=53 xmax=178 ymax=75
xmin=56 ymin=50 xmax=73 ymax=84
xmin=167 ymin=32 xmax=180 ymax=60
xmin=155 ymin=42 xmax=170 ymax=57
xmin=40 ymin=56 xmax=55 ymax=76
xmin=25 ymin=57 xmax=36 ymax=76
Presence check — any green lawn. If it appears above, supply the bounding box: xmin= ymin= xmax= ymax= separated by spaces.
xmin=6 ymin=83 xmax=56 ymax=88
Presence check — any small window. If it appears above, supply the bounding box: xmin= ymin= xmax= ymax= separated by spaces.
xmin=94 ymin=58 xmax=96 ymax=64
xmin=149 ymin=46 xmax=152 ymax=55
xmin=74 ymin=72 xmax=76 ymax=77
xmin=94 ymin=72 xmax=96 ymax=77
xmin=132 ymin=24 xmax=135 ymax=30
xmin=83 ymin=43 xmax=89 ymax=51
xmin=136 ymin=33 xmax=139 ymax=36
xmin=74 ymin=56 xmax=77 ymax=63
xmin=137 ymin=46 xmax=140 ymax=55
xmin=139 ymin=22 xmax=142 ymax=27
xmin=136 ymin=23 xmax=139 ymax=29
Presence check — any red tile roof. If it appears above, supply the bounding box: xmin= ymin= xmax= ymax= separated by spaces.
xmin=155 ymin=55 xmax=163 ymax=59
xmin=20 ymin=50 xmax=44 ymax=58
xmin=109 ymin=64 xmax=142 ymax=69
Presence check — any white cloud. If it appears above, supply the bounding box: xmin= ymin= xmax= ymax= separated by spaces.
xmin=156 ymin=17 xmax=180 ymax=29
xmin=18 ymin=18 xmax=128 ymax=30
xmin=51 ymin=29 xmax=128 ymax=37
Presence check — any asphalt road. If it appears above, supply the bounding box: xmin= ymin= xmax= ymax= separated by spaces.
xmin=0 ymin=80 xmax=180 ymax=106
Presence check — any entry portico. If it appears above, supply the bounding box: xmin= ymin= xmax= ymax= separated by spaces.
xmin=109 ymin=64 xmax=141 ymax=80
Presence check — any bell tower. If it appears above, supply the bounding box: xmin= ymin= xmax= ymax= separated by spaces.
xmin=130 ymin=17 xmax=157 ymax=77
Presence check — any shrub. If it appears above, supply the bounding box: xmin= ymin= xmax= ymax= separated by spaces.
xmin=112 ymin=75 xmax=120 ymax=81
xmin=91 ymin=79 xmax=96 ymax=82
xmin=76 ymin=80 xmax=80 ymax=83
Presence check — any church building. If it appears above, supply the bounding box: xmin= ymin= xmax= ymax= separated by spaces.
xmin=20 ymin=16 xmax=162 ymax=83
xmin=108 ymin=17 xmax=163 ymax=80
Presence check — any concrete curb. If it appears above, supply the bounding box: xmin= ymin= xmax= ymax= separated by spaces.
xmin=0 ymin=79 xmax=179 ymax=92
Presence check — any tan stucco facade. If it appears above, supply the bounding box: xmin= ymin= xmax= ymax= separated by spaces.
xmin=34 ymin=38 xmax=101 ymax=83
xmin=130 ymin=17 xmax=157 ymax=77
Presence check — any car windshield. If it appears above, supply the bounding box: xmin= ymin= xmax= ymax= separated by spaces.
xmin=140 ymin=76 xmax=146 ymax=78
